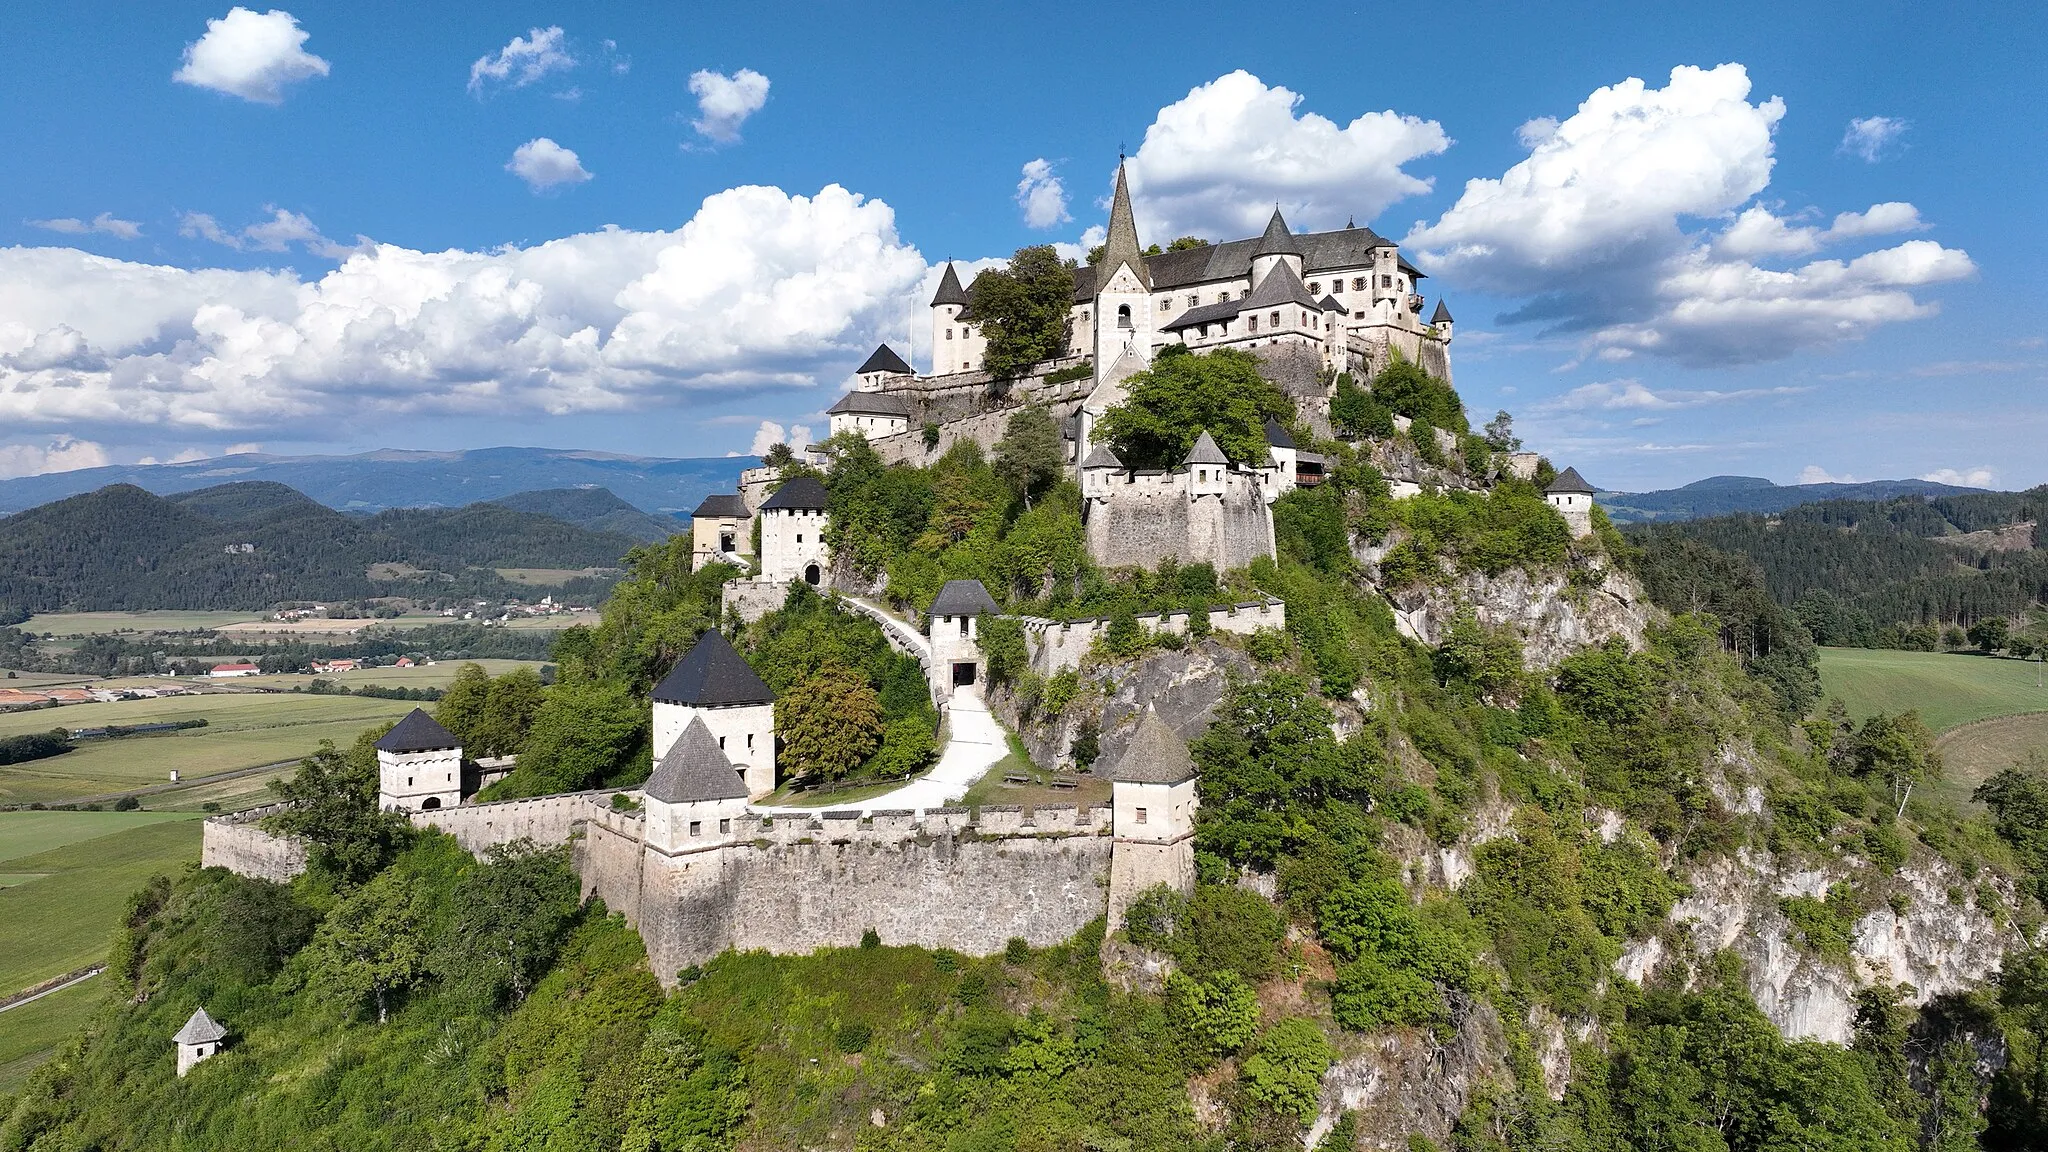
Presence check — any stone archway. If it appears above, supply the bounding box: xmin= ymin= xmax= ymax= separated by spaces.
xmin=803 ymin=563 xmax=821 ymax=586
xmin=421 ymin=796 xmax=442 ymax=810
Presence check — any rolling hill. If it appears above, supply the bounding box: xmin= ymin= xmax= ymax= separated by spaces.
xmin=1597 ymin=474 xmax=1990 ymax=523
xmin=0 ymin=481 xmax=642 ymax=612
xmin=486 ymin=487 xmax=684 ymax=542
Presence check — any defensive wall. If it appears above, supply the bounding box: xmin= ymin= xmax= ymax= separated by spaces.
xmin=1014 ymin=597 xmax=1286 ymax=678
xmin=1084 ymin=470 xmax=1275 ymax=572
xmin=199 ymin=803 xmax=308 ymax=883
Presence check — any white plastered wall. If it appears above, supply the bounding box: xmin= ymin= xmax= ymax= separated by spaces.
xmin=651 ymin=700 xmax=776 ymax=800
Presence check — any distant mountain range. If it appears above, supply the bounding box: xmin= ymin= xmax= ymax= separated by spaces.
xmin=1596 ymin=475 xmax=1994 ymax=523
xmin=485 ymin=488 xmax=683 ymax=542
xmin=0 ymin=447 xmax=753 ymax=517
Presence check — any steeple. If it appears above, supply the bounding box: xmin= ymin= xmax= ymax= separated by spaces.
xmin=930 ymin=262 xmax=968 ymax=307
xmin=1098 ymin=161 xmax=1150 ymax=291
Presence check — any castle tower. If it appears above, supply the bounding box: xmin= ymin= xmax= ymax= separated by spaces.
xmin=852 ymin=344 xmax=914 ymax=392
xmin=1430 ymin=298 xmax=1455 ymax=343
xmin=1249 ymin=207 xmax=1304 ymax=288
xmin=1185 ymin=430 xmax=1228 ymax=498
xmin=927 ymin=579 xmax=1000 ymax=701
xmin=756 ymin=475 xmax=832 ymax=588
xmin=1092 ymin=160 xmax=1153 ymax=380
xmin=1545 ymin=466 xmax=1596 ymax=538
xmin=642 ymin=716 xmax=751 ymax=856
xmin=652 ymin=629 xmax=777 ymax=800
xmin=690 ymin=493 xmax=752 ymax=572
xmin=1105 ymin=710 xmax=1199 ymax=933
xmin=929 ymin=264 xmax=973 ymax=375
xmin=375 ymin=709 xmax=462 ymax=812
xmin=1080 ymin=442 xmax=1122 ymax=501
xmin=173 ymin=1007 xmax=227 ymax=1077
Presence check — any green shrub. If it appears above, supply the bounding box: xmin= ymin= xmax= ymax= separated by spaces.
xmin=859 ymin=927 xmax=881 ymax=949
xmin=834 ymin=1021 xmax=874 ymax=1053
xmin=1240 ymin=1019 xmax=1336 ymax=1122
xmin=1004 ymin=936 xmax=1030 ymax=964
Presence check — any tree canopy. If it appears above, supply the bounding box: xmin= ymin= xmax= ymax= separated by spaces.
xmin=967 ymin=245 xmax=1076 ymax=379
xmin=1093 ymin=347 xmax=1293 ymax=469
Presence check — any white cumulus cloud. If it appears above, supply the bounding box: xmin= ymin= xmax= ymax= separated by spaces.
xmin=1796 ymin=465 xmax=1858 ymax=484
xmin=1841 ymin=116 xmax=1909 ymax=162
xmin=1921 ymin=466 xmax=1995 ymax=487
xmin=507 ymin=138 xmax=593 ymax=192
xmin=1124 ymin=70 xmax=1449 ymax=240
xmin=173 ymin=7 xmax=330 ymax=104
xmin=1405 ymin=64 xmax=1972 ymax=366
xmin=1537 ymin=378 xmax=1808 ymax=411
xmin=744 ymin=420 xmax=813 ymax=457
xmin=1016 ymin=159 xmax=1070 ymax=230
xmin=179 ymin=207 xmax=366 ymax=259
xmin=688 ymin=69 xmax=770 ymax=143
xmin=0 ymin=435 xmax=110 ymax=480
xmin=27 ymin=213 xmax=143 ymax=240
xmin=0 ymin=184 xmax=928 ymax=437
xmin=469 ymin=26 xmax=575 ymax=95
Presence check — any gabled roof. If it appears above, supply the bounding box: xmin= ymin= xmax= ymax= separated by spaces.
xmin=1080 ymin=442 xmax=1123 ymax=469
xmin=1264 ymin=418 xmax=1297 ymax=450
xmin=1319 ymin=295 xmax=1349 ymax=314
xmin=828 ymin=390 xmax=913 ymax=417
xmin=1240 ymin=259 xmax=1321 ymax=312
xmin=174 ymin=1007 xmax=228 ymax=1045
xmin=930 ymin=262 xmax=969 ymax=307
xmin=644 ymin=716 xmax=749 ymax=804
xmin=653 ymin=629 xmax=774 ymax=707
xmin=1095 ymin=161 xmax=1152 ymax=291
xmin=375 ymin=708 xmax=459 ymax=754
xmin=1072 ymin=222 xmax=1406 ymax=301
xmin=1430 ymin=299 xmax=1454 ymax=325
xmin=1158 ymin=298 xmax=1243 ymax=332
xmin=929 ymin=579 xmax=1000 ymax=618
xmin=693 ymin=494 xmax=749 ymax=519
xmin=759 ymin=474 xmax=829 ymax=511
xmin=856 ymin=344 xmax=914 ymax=375
xmin=1547 ymin=466 xmax=1596 ymax=495
xmin=1184 ymin=430 xmax=1228 ymax=466
xmin=1110 ymin=710 xmax=1197 ymax=784
xmin=1399 ymin=255 xmax=1426 ymax=280
xmin=1252 ymin=208 xmax=1302 ymax=257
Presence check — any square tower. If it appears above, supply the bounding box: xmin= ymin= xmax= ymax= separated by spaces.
xmin=757 ymin=474 xmax=833 ymax=587
xmin=173 ymin=1007 xmax=228 ymax=1076
xmin=1106 ymin=711 xmax=1199 ymax=933
xmin=375 ymin=708 xmax=463 ymax=812
xmin=642 ymin=716 xmax=752 ymax=856
xmin=651 ymin=629 xmax=777 ymax=800
xmin=1544 ymin=466 xmax=1597 ymax=538
xmin=926 ymin=578 xmax=1000 ymax=702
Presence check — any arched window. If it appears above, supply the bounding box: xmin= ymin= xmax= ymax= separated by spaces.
xmin=1116 ymin=304 xmax=1132 ymax=329
xmin=421 ymin=796 xmax=442 ymax=810
xmin=804 ymin=563 xmax=821 ymax=586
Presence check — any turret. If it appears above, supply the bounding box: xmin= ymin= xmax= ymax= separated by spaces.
xmin=1105 ymin=710 xmax=1199 ymax=933
xmin=930 ymin=263 xmax=972 ymax=375
xmin=1080 ymin=442 xmax=1122 ymax=500
xmin=853 ymin=344 xmax=913 ymax=392
xmin=642 ymin=716 xmax=750 ymax=856
xmin=1249 ymin=207 xmax=1304 ymax=289
xmin=1430 ymin=298 xmax=1455 ymax=343
xmin=174 ymin=1007 xmax=228 ymax=1076
xmin=375 ymin=709 xmax=462 ymax=812
xmin=927 ymin=579 xmax=1001 ymax=702
xmin=1184 ymin=430 xmax=1228 ymax=498
xmin=1545 ymin=466 xmax=1596 ymax=538
xmin=651 ymin=629 xmax=777 ymax=800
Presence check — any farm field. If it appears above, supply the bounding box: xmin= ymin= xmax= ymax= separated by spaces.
xmin=1817 ymin=647 xmax=2048 ymax=733
xmin=494 ymin=567 xmax=614 ymax=585
xmin=0 ymin=810 xmax=195 ymax=863
xmin=0 ymin=816 xmax=201 ymax=995
xmin=0 ymin=693 xmax=418 ymax=804
xmin=99 ymin=657 xmax=545 ymax=694
xmin=1933 ymin=713 xmax=2048 ymax=812
xmin=0 ymin=976 xmax=101 ymax=1095
xmin=20 ymin=611 xmax=264 ymax=636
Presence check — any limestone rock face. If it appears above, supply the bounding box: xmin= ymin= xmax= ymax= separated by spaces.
xmin=1378 ymin=562 xmax=1652 ymax=671
xmin=990 ymin=639 xmax=1251 ymax=773
xmin=1308 ymin=993 xmax=1511 ymax=1151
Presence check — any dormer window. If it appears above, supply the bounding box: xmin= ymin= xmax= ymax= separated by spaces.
xmin=1187 ymin=295 xmax=1198 ymax=308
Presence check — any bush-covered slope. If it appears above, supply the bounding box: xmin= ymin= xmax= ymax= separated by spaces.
xmin=487 ymin=487 xmax=684 ymax=543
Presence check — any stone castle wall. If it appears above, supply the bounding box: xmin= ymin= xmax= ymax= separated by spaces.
xmin=409 ymin=788 xmax=623 ymax=854
xmin=1085 ymin=471 xmax=1274 ymax=573
xmin=1015 ymin=598 xmax=1285 ymax=677
xmin=199 ymin=803 xmax=307 ymax=883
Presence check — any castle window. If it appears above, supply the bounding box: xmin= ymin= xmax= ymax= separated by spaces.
xmin=1187 ymin=295 xmax=1198 ymax=308
xmin=796 ymin=533 xmax=803 ymax=543
xmin=747 ymin=733 xmax=754 ymax=749
xmin=1116 ymin=304 xmax=1132 ymax=329
xmin=1270 ymin=311 xmax=1281 ymax=328
xmin=718 ymin=736 xmax=726 ymax=749
xmin=1247 ymin=315 xmax=1258 ymax=333
xmin=1332 ymin=281 xmax=1343 ymax=293
xmin=1135 ymin=807 xmax=1149 ymax=824
xmin=689 ymin=820 xmax=702 ymax=837
xmin=1382 ymin=275 xmax=1393 ymax=289
xmin=1308 ymin=281 xmax=1320 ymax=294
xmin=1352 ymin=277 xmax=1365 ymax=291
xmin=1158 ymin=298 xmax=1170 ymax=311
xmin=719 ymin=818 xmax=731 ymax=834
xmin=945 ymin=329 xmax=953 ymax=340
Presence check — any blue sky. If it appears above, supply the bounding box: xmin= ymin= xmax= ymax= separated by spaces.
xmin=0 ymin=0 xmax=2042 ymax=491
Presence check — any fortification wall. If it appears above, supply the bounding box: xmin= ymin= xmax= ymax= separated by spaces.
xmin=721 ymin=577 xmax=790 ymax=625
xmin=409 ymin=788 xmax=620 ymax=854
xmin=1015 ymin=599 xmax=1285 ymax=677
xmin=200 ymin=803 xmax=307 ymax=882
xmin=1084 ymin=474 xmax=1276 ymax=573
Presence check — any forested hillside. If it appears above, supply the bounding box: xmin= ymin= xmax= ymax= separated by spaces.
xmin=8 ymin=356 xmax=2048 ymax=1150
xmin=1599 ymin=474 xmax=1990 ymax=523
xmin=0 ymin=482 xmax=640 ymax=613
xmin=486 ymin=488 xmax=684 ymax=542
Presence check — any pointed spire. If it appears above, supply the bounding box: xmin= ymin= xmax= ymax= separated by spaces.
xmin=1098 ymin=160 xmax=1150 ymax=291
xmin=1430 ymin=299 xmax=1454 ymax=325
xmin=1253 ymin=207 xmax=1302 ymax=257
xmin=1184 ymin=430 xmax=1228 ymax=466
xmin=930 ymin=262 xmax=968 ymax=307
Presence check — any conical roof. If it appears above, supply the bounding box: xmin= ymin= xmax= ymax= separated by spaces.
xmin=1110 ymin=710 xmax=1196 ymax=784
xmin=653 ymin=629 xmax=775 ymax=707
xmin=1096 ymin=161 xmax=1151 ymax=291
xmin=856 ymin=344 xmax=913 ymax=375
xmin=1080 ymin=442 xmax=1123 ymax=469
xmin=1263 ymin=418 xmax=1297 ymax=450
xmin=930 ymin=262 xmax=969 ymax=307
xmin=1240 ymin=259 xmax=1319 ymax=311
xmin=1253 ymin=207 xmax=1302 ymax=257
xmin=173 ymin=1007 xmax=228 ymax=1045
xmin=1547 ymin=466 xmax=1596 ymax=495
xmin=375 ymin=708 xmax=459 ymax=753
xmin=1430 ymin=299 xmax=1453 ymax=325
xmin=645 ymin=716 xmax=748 ymax=804
xmin=1184 ymin=430 xmax=1228 ymax=466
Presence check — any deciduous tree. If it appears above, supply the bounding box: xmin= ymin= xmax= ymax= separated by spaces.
xmin=776 ymin=663 xmax=884 ymax=780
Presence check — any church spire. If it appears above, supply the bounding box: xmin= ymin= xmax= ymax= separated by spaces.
xmin=1099 ymin=160 xmax=1150 ymax=291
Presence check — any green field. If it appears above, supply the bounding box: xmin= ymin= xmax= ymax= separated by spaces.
xmin=0 ymin=817 xmax=201 ymax=995
xmin=0 ymin=976 xmax=102 ymax=1094
xmin=108 ymin=657 xmax=547 ymax=695
xmin=0 ymin=811 xmax=196 ymax=863
xmin=21 ymin=611 xmax=262 ymax=636
xmin=0 ymin=693 xmax=419 ymax=804
xmin=1818 ymin=647 xmax=2048 ymax=733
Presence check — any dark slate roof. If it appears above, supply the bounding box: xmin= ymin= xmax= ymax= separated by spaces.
xmin=693 ymin=494 xmax=749 ymax=519
xmin=828 ymin=390 xmax=913 ymax=417
xmin=1097 ymin=162 xmax=1152 ymax=290
xmin=1074 ymin=222 xmax=1403 ymax=301
xmin=929 ymin=579 xmax=1000 ymax=618
xmin=1184 ymin=430 xmax=1228 ymax=466
xmin=644 ymin=716 xmax=748 ymax=803
xmin=1264 ymin=418 xmax=1297 ymax=450
xmin=653 ymin=629 xmax=775 ymax=707
xmin=930 ymin=262 xmax=968 ymax=307
xmin=1252 ymin=208 xmax=1303 ymax=257
xmin=1080 ymin=442 xmax=1123 ymax=468
xmin=1399 ymin=255 xmax=1426 ymax=280
xmin=855 ymin=344 xmax=914 ymax=375
xmin=1110 ymin=711 xmax=1197 ymax=784
xmin=1239 ymin=260 xmax=1321 ymax=312
xmin=1547 ymin=466 xmax=1596 ymax=495
xmin=1319 ymin=295 xmax=1349 ymax=314
xmin=375 ymin=708 xmax=459 ymax=753
xmin=1158 ymin=298 xmax=1242 ymax=332
xmin=759 ymin=474 xmax=829 ymax=511
xmin=1430 ymin=299 xmax=1454 ymax=325
xmin=174 ymin=1007 xmax=228 ymax=1045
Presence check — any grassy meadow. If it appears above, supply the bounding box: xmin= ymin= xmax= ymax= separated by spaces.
xmin=0 ymin=815 xmax=201 ymax=994
xmin=0 ymin=976 xmax=102 ymax=1094
xmin=20 ymin=611 xmax=263 ymax=636
xmin=1818 ymin=647 xmax=2048 ymax=810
